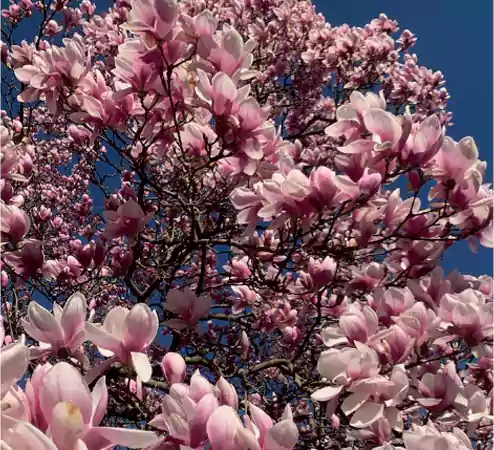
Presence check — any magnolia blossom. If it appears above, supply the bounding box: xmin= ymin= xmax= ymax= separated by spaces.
xmin=164 ymin=287 xmax=212 ymax=330
xmin=21 ymin=292 xmax=87 ymax=356
xmin=85 ymin=303 xmax=158 ymax=381
xmin=402 ymin=422 xmax=473 ymax=450
xmin=2 ymin=362 xmax=160 ymax=449
xmin=103 ymin=199 xmax=153 ymax=246
xmin=161 ymin=352 xmax=187 ymax=384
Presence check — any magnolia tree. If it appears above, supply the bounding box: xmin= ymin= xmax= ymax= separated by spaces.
xmin=0 ymin=0 xmax=493 ymax=449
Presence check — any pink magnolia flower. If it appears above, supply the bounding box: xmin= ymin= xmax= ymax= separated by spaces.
xmin=164 ymin=287 xmax=212 ymax=330
xmin=85 ymin=303 xmax=158 ymax=382
xmin=402 ymin=421 xmax=472 ymax=450
xmin=350 ymin=408 xmax=404 ymax=446
xmin=339 ymin=365 xmax=409 ymax=429
xmin=230 ymin=285 xmax=260 ymax=314
xmin=247 ymin=169 xmax=315 ymax=223
xmin=0 ymin=203 xmax=30 ymax=245
xmin=414 ymin=361 xmax=464 ymax=413
xmin=206 ymin=403 xmax=298 ymax=450
xmin=21 ymin=292 xmax=87 ymax=356
xmin=314 ymin=342 xmax=381 ymax=390
xmin=429 ymin=136 xmax=481 ymax=182
xmin=15 ymin=35 xmax=89 ymax=110
xmin=406 ymin=266 xmax=451 ymax=309
xmin=373 ymin=287 xmax=416 ymax=325
xmin=325 ymin=91 xmax=385 ymax=141
xmin=181 ymin=10 xmax=218 ymax=38
xmin=438 ymin=289 xmax=493 ymax=343
xmin=44 ymin=20 xmax=63 ymax=36
xmin=322 ymin=303 xmax=379 ymax=348
xmin=0 ymin=323 xmax=29 ymax=398
xmin=244 ymin=403 xmax=299 ymax=450
xmin=216 ymin=377 xmax=238 ymax=410
xmin=206 ymin=405 xmax=258 ymax=450
xmin=339 ymin=304 xmax=379 ymax=345
xmin=181 ymin=123 xmax=217 ymax=157
xmin=149 ymin=371 xmax=219 ymax=448
xmin=3 ymin=239 xmax=44 ymax=278
xmin=393 ymin=302 xmax=440 ymax=348
xmin=123 ymin=0 xmax=179 ymax=44
xmin=195 ymin=70 xmax=249 ymax=117
xmin=1 ymin=421 xmax=60 ymax=450
xmin=1 ymin=384 xmax=29 ymax=432
xmin=161 ymin=352 xmax=187 ymax=385
xmin=197 ymin=26 xmax=257 ymax=79
xmin=9 ymin=41 xmax=35 ymax=69
xmin=308 ymin=256 xmax=337 ymax=289
xmin=371 ymin=325 xmax=415 ymax=365
xmin=401 ymin=114 xmax=444 ymax=166
xmin=22 ymin=362 xmax=160 ymax=449
xmin=103 ymin=198 xmax=153 ymax=246
xmin=25 ymin=363 xmax=53 ymax=431
xmin=309 ymin=166 xmax=359 ymax=208
xmin=457 ymin=384 xmax=494 ymax=436
xmin=223 ymin=256 xmax=251 ymax=280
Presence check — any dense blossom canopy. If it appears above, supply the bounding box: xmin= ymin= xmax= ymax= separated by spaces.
xmin=0 ymin=0 xmax=493 ymax=449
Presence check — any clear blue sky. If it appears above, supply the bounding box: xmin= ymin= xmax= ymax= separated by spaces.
xmin=314 ymin=0 xmax=493 ymax=276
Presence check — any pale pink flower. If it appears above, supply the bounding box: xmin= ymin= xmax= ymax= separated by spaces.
xmin=216 ymin=377 xmax=238 ymax=410
xmin=103 ymin=198 xmax=153 ymax=246
xmin=244 ymin=403 xmax=299 ymax=450
xmin=85 ymin=303 xmax=158 ymax=382
xmin=374 ymin=287 xmax=416 ymax=325
xmin=24 ymin=363 xmax=53 ymax=430
xmin=223 ymin=256 xmax=251 ymax=279
xmin=182 ymin=10 xmax=218 ymax=38
xmin=394 ymin=302 xmax=440 ymax=347
xmin=414 ymin=362 xmax=464 ymax=413
xmin=0 ymin=329 xmax=29 ymax=429
xmin=308 ymin=256 xmax=337 ymax=288
xmin=195 ymin=70 xmax=249 ymax=117
xmin=339 ymin=304 xmax=379 ymax=345
xmin=206 ymin=405 xmax=257 ymax=450
xmin=315 ymin=342 xmax=380 ymax=388
xmin=403 ymin=421 xmax=472 ymax=450
xmin=164 ymin=287 xmax=212 ymax=330
xmin=123 ymin=0 xmax=179 ymax=44
xmin=25 ymin=362 xmax=160 ymax=449
xmin=438 ymin=289 xmax=492 ymax=342
xmin=230 ymin=285 xmax=260 ymax=314
xmin=21 ymin=292 xmax=87 ymax=356
xmin=371 ymin=325 xmax=415 ymax=365
xmin=150 ymin=371 xmax=219 ymax=448
xmin=161 ymin=352 xmax=187 ymax=385
xmin=0 ymin=203 xmax=30 ymax=245
xmin=197 ymin=26 xmax=257 ymax=79
xmin=1 ymin=421 xmax=59 ymax=450
xmin=339 ymin=365 xmax=408 ymax=429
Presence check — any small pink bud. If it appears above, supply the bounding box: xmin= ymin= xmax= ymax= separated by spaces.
xmin=1 ymin=271 xmax=8 ymax=288
xmin=216 ymin=377 xmax=238 ymax=409
xmin=160 ymin=352 xmax=186 ymax=385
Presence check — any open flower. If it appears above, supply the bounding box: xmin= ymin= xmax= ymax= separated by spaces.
xmin=85 ymin=303 xmax=158 ymax=382
xmin=103 ymin=199 xmax=153 ymax=247
xmin=21 ymin=292 xmax=87 ymax=356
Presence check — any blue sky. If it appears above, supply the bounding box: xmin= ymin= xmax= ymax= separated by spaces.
xmin=314 ymin=0 xmax=493 ymax=276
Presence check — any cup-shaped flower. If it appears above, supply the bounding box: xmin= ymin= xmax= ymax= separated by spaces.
xmin=85 ymin=303 xmax=158 ymax=382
